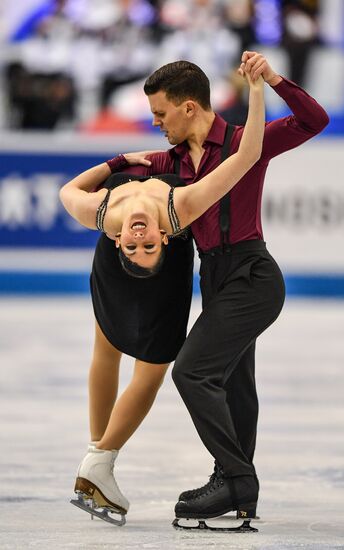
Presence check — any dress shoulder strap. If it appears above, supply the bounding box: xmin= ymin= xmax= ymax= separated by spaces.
xmin=167 ymin=187 xmax=182 ymax=235
xmin=96 ymin=188 xmax=111 ymax=231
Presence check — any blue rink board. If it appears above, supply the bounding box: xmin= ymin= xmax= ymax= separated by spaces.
xmin=0 ymin=152 xmax=106 ymax=248
xmin=1 ymin=149 xmax=344 ymax=298
xmin=1 ymin=272 xmax=344 ymax=298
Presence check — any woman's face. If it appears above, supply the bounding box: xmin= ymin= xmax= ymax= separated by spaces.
xmin=116 ymin=213 xmax=168 ymax=269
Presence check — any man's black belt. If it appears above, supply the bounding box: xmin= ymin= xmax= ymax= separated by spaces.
xmin=199 ymin=240 xmax=266 ymax=257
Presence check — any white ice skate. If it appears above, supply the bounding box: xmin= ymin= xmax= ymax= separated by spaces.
xmin=70 ymin=447 xmax=129 ymax=526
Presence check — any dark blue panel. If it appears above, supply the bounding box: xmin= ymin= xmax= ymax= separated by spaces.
xmin=0 ymin=151 xmax=118 ymax=248
xmin=1 ymin=272 xmax=344 ymax=297
xmin=0 ymin=272 xmax=90 ymax=294
xmin=284 ymin=274 xmax=344 ymax=298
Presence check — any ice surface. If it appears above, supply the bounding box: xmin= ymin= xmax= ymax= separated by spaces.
xmin=0 ymin=297 xmax=343 ymax=549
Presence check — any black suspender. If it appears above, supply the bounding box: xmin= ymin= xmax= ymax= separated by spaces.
xmin=173 ymin=123 xmax=234 ymax=248
xmin=219 ymin=124 xmax=235 ymax=247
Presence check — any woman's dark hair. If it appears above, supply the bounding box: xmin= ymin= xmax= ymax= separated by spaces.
xmin=100 ymin=173 xmax=180 ymax=278
xmin=118 ymin=246 xmax=166 ymax=279
xmin=144 ymin=60 xmax=211 ymax=111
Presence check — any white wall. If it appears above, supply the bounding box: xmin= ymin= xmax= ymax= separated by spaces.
xmin=262 ymin=138 xmax=344 ymax=274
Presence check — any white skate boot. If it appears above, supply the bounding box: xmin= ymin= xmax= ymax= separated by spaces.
xmin=71 ymin=447 xmax=129 ymax=526
xmin=74 ymin=441 xmax=98 ymax=478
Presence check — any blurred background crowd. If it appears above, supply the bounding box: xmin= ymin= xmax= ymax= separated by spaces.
xmin=0 ymin=0 xmax=342 ymax=133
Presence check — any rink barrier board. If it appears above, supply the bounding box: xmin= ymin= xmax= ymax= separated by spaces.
xmin=1 ymin=272 xmax=344 ymax=298
xmin=1 ymin=136 xmax=344 ymax=297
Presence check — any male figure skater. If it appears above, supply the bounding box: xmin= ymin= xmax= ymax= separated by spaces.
xmin=108 ymin=51 xmax=329 ymax=522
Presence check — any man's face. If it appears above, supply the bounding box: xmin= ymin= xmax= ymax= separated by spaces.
xmin=148 ymin=91 xmax=191 ymax=145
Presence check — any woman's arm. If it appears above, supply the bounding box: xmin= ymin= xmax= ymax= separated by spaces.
xmin=59 ymin=150 xmax=168 ymax=228
xmin=59 ymin=162 xmax=111 ymax=229
xmin=176 ymin=68 xmax=265 ymax=227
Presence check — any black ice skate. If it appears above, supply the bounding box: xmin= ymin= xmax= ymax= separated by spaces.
xmin=173 ymin=474 xmax=259 ymax=533
xmin=178 ymin=461 xmax=221 ymax=502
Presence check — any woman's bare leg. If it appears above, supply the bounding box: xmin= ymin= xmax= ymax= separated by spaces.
xmin=88 ymin=321 xmax=122 ymax=442
xmin=97 ymin=359 xmax=169 ymax=450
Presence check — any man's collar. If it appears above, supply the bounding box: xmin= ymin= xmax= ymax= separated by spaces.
xmin=173 ymin=141 xmax=188 ymax=155
xmin=173 ymin=114 xmax=227 ymax=155
xmin=203 ymin=113 xmax=227 ymax=146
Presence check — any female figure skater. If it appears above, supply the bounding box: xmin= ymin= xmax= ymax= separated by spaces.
xmin=59 ymin=65 xmax=265 ymax=524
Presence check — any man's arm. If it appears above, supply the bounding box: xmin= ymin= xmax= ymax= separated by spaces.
xmin=260 ymin=78 xmax=329 ymax=161
xmin=238 ymin=51 xmax=329 ymax=161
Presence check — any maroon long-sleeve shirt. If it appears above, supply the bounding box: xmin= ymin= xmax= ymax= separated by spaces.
xmin=110 ymin=78 xmax=329 ymax=252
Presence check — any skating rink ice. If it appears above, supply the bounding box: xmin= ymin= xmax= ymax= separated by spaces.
xmin=1 ymin=295 xmax=343 ymax=550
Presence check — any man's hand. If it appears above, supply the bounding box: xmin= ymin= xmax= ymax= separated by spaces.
xmin=123 ymin=150 xmax=163 ymax=166
xmin=238 ymin=51 xmax=282 ymax=86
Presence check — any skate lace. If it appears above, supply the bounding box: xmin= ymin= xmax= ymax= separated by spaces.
xmin=195 ymin=470 xmax=224 ymax=499
xmin=185 ymin=470 xmax=215 ymax=499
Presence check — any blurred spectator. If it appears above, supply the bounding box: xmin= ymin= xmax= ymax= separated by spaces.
xmin=281 ymin=0 xmax=320 ymax=86
xmin=92 ymin=0 xmax=160 ymax=108
xmin=4 ymin=63 xmax=31 ymax=129
xmin=0 ymin=0 xmax=340 ymax=131
xmin=223 ymin=0 xmax=255 ymax=53
xmin=9 ymin=0 xmax=80 ymax=47
xmin=219 ymin=68 xmax=249 ymax=126
xmin=158 ymin=0 xmax=240 ymax=82
xmin=5 ymin=63 xmax=76 ymax=130
xmin=20 ymin=73 xmax=76 ymax=130
xmin=4 ymin=0 xmax=78 ymax=129
xmin=35 ymin=0 xmax=77 ymax=41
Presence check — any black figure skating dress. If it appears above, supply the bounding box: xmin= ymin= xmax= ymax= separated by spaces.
xmin=90 ymin=173 xmax=194 ymax=364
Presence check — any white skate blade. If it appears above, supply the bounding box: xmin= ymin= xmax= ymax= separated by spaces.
xmin=173 ymin=515 xmax=259 ymax=533
xmin=71 ymin=494 xmax=126 ymax=526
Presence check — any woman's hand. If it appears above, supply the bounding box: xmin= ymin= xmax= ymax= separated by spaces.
xmin=243 ymin=64 xmax=264 ymax=91
xmin=238 ymin=61 xmax=264 ymax=91
xmin=123 ymin=150 xmax=163 ymax=167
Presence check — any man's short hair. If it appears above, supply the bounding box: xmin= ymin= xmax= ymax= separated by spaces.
xmin=144 ymin=60 xmax=211 ymax=110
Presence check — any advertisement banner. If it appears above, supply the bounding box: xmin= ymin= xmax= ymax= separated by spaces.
xmin=262 ymin=139 xmax=344 ymax=273
xmin=0 ymin=136 xmax=343 ymax=296
xmin=0 ymin=152 xmax=105 ymax=248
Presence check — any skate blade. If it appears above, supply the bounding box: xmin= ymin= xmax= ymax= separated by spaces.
xmin=71 ymin=494 xmax=126 ymax=527
xmin=172 ymin=517 xmax=258 ymax=533
xmin=74 ymin=477 xmax=127 ymax=514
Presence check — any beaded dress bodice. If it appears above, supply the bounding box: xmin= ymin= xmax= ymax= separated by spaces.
xmin=95 ymin=175 xmax=186 ymax=238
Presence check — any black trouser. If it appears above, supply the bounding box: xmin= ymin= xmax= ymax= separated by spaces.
xmin=172 ymin=240 xmax=285 ymax=478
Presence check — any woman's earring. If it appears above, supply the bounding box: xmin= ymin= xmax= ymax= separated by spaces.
xmin=115 ymin=235 xmax=121 ymax=248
